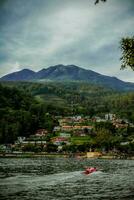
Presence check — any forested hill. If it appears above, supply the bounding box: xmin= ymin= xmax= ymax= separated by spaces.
xmin=1 ymin=65 xmax=134 ymax=91
xmin=1 ymin=81 xmax=134 ymax=121
xmin=0 ymin=84 xmax=58 ymax=144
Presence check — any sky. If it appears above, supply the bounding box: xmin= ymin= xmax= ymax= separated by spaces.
xmin=0 ymin=0 xmax=134 ymax=82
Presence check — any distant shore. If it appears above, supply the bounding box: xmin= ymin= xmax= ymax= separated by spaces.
xmin=0 ymin=152 xmax=134 ymax=160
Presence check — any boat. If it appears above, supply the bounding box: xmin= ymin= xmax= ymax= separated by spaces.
xmin=83 ymin=167 xmax=97 ymax=175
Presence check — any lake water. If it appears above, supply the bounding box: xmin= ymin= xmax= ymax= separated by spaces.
xmin=0 ymin=157 xmax=134 ymax=200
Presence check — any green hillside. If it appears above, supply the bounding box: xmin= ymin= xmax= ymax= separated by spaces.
xmin=1 ymin=81 xmax=134 ymax=121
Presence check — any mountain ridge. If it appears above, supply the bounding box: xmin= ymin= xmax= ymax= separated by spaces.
xmin=1 ymin=64 xmax=134 ymax=91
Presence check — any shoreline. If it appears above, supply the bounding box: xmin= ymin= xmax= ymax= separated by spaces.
xmin=0 ymin=152 xmax=134 ymax=160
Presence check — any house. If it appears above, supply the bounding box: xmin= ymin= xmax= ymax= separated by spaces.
xmin=73 ymin=125 xmax=93 ymax=130
xmin=61 ymin=125 xmax=73 ymax=132
xmin=73 ymin=130 xmax=86 ymax=136
xmin=51 ymin=137 xmax=69 ymax=146
xmin=15 ymin=137 xmax=26 ymax=144
xmin=59 ymin=133 xmax=71 ymax=138
xmin=58 ymin=145 xmax=63 ymax=152
xmin=86 ymin=152 xmax=102 ymax=158
xmin=120 ymin=141 xmax=130 ymax=146
xmin=61 ymin=125 xmax=93 ymax=132
xmin=113 ymin=121 xmax=129 ymax=128
xmin=21 ymin=141 xmax=46 ymax=145
xmin=35 ymin=129 xmax=48 ymax=136
xmin=59 ymin=118 xmax=73 ymax=126
xmin=93 ymin=116 xmax=106 ymax=122
xmin=105 ymin=113 xmax=116 ymax=121
xmin=53 ymin=126 xmax=61 ymax=132
xmin=72 ymin=116 xmax=82 ymax=122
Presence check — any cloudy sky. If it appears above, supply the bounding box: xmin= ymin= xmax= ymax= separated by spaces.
xmin=0 ymin=0 xmax=134 ymax=81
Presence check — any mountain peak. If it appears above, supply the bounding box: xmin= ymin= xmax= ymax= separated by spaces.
xmin=21 ymin=68 xmax=35 ymax=72
xmin=1 ymin=68 xmax=35 ymax=81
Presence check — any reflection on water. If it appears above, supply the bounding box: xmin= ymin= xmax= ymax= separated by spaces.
xmin=0 ymin=157 xmax=134 ymax=200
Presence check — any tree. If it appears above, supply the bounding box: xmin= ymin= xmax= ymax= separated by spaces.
xmin=120 ymin=37 xmax=134 ymax=70
xmin=94 ymin=128 xmax=114 ymax=151
xmin=45 ymin=143 xmax=57 ymax=152
xmin=94 ymin=0 xmax=107 ymax=4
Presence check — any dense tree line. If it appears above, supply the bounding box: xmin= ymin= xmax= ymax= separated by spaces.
xmin=1 ymin=81 xmax=134 ymax=121
xmin=7 ymin=81 xmax=134 ymax=121
xmin=0 ymin=84 xmax=58 ymax=144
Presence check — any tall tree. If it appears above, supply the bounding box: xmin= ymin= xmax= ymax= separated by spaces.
xmin=120 ymin=37 xmax=134 ymax=70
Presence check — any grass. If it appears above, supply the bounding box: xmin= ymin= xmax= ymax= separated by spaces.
xmin=36 ymin=94 xmax=68 ymax=107
xmin=70 ymin=136 xmax=92 ymax=145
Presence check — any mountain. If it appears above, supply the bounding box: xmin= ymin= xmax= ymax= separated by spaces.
xmin=1 ymin=64 xmax=134 ymax=91
xmin=0 ymin=69 xmax=36 ymax=81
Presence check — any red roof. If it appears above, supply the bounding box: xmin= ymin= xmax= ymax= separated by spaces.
xmin=51 ymin=137 xmax=68 ymax=142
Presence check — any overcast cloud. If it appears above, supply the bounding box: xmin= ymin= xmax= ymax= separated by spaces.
xmin=0 ymin=0 xmax=134 ymax=81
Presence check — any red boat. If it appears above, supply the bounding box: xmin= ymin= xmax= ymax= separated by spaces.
xmin=83 ymin=167 xmax=97 ymax=175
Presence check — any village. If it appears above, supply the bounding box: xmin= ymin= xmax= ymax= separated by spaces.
xmin=1 ymin=113 xmax=133 ymax=158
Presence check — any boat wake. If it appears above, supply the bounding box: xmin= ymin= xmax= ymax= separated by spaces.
xmin=30 ymin=170 xmax=84 ymax=186
xmin=0 ymin=170 xmax=104 ymax=196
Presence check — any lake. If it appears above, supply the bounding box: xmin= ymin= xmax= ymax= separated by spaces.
xmin=0 ymin=157 xmax=134 ymax=200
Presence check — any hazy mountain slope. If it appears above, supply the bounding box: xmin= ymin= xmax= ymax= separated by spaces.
xmin=1 ymin=65 xmax=134 ymax=91
xmin=1 ymin=69 xmax=36 ymax=81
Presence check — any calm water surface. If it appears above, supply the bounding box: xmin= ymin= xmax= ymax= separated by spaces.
xmin=0 ymin=157 xmax=134 ymax=200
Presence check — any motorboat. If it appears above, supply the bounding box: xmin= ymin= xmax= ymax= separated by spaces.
xmin=83 ymin=167 xmax=97 ymax=175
